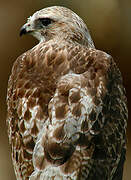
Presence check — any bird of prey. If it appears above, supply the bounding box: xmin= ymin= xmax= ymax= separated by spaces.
xmin=7 ymin=6 xmax=127 ymax=180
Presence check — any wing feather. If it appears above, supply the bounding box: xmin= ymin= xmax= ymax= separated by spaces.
xmin=29 ymin=46 xmax=127 ymax=179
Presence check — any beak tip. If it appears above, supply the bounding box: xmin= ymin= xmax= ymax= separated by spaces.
xmin=19 ymin=27 xmax=27 ymax=37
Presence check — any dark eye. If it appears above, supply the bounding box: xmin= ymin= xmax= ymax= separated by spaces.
xmin=39 ymin=18 xmax=52 ymax=26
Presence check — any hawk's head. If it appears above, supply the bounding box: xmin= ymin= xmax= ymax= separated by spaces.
xmin=20 ymin=6 xmax=94 ymax=47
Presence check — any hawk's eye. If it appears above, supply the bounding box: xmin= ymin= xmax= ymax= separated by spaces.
xmin=39 ymin=18 xmax=52 ymax=26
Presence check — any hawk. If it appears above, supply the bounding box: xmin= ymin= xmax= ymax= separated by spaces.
xmin=7 ymin=6 xmax=128 ymax=180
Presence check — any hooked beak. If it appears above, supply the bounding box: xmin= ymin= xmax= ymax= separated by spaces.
xmin=20 ymin=26 xmax=27 ymax=36
xmin=19 ymin=23 xmax=33 ymax=37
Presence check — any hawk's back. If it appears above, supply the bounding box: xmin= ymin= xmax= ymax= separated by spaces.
xmin=7 ymin=41 xmax=127 ymax=180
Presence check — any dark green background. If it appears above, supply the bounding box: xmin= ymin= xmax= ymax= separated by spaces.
xmin=0 ymin=1 xmax=130 ymax=179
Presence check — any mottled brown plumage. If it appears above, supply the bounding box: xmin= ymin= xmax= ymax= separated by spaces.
xmin=7 ymin=6 xmax=127 ymax=180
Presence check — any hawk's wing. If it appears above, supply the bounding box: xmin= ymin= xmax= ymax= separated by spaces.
xmin=28 ymin=45 xmax=127 ymax=180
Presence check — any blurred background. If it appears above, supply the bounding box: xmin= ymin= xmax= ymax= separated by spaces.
xmin=0 ymin=0 xmax=131 ymax=179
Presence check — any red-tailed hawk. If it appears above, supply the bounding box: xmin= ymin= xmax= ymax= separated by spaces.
xmin=7 ymin=6 xmax=127 ymax=180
